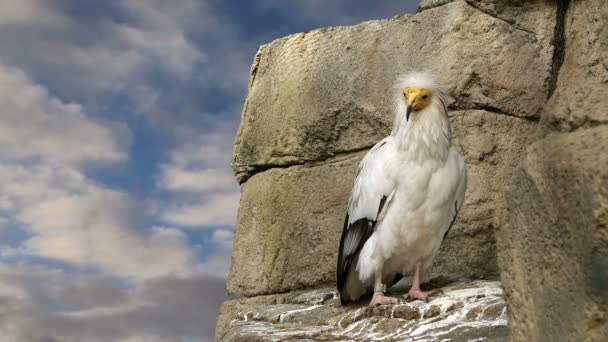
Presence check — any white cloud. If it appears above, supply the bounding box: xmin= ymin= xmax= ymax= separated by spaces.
xmin=1 ymin=163 xmax=195 ymax=280
xmin=0 ymin=63 xmax=195 ymax=280
xmin=161 ymin=192 xmax=240 ymax=228
xmin=0 ymin=0 xmax=210 ymax=114
xmin=37 ymin=15 xmax=203 ymax=91
xmin=0 ymin=60 xmax=231 ymax=340
xmin=0 ymin=5 xmax=240 ymax=331
xmin=0 ymin=264 xmax=225 ymax=341
xmin=18 ymin=193 xmax=194 ymax=279
xmin=119 ymin=0 xmax=252 ymax=91
xmin=157 ymin=125 xmax=240 ymax=229
xmin=199 ymin=229 xmax=234 ymax=277
xmin=0 ymin=0 xmax=69 ymax=28
xmin=167 ymin=129 xmax=235 ymax=169
xmin=0 ymin=264 xmax=129 ymax=310
xmin=115 ymin=0 xmax=206 ymax=79
xmin=159 ymin=168 xmax=237 ymax=193
xmin=0 ymin=0 xmax=255 ymax=133
xmin=0 ymin=64 xmax=128 ymax=164
xmin=110 ymin=22 xmax=203 ymax=80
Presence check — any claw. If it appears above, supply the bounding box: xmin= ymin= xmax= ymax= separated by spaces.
xmin=405 ymin=288 xmax=443 ymax=302
xmin=369 ymin=292 xmax=398 ymax=307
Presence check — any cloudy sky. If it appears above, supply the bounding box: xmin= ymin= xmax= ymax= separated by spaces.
xmin=0 ymin=1 xmax=418 ymax=341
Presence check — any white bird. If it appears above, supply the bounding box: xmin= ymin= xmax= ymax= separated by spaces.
xmin=336 ymin=71 xmax=467 ymax=306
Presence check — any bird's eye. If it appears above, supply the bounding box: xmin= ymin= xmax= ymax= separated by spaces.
xmin=421 ymin=95 xmax=428 ymax=100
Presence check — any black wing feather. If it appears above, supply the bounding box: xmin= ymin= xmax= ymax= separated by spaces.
xmin=443 ymin=201 xmax=459 ymax=241
xmin=336 ymin=195 xmax=389 ymax=305
xmin=336 ymin=215 xmax=373 ymax=295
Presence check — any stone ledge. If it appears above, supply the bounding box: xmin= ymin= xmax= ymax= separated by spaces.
xmin=217 ymin=280 xmax=508 ymax=341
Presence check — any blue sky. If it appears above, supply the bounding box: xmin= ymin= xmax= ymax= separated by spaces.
xmin=0 ymin=0 xmax=418 ymax=340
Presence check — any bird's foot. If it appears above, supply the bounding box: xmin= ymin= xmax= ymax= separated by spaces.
xmin=405 ymin=288 xmax=443 ymax=303
xmin=368 ymin=292 xmax=398 ymax=307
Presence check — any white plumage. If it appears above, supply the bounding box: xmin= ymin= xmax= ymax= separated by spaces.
xmin=337 ymin=71 xmax=467 ymax=305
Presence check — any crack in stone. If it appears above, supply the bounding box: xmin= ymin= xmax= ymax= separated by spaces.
xmin=450 ymin=105 xmax=541 ymax=123
xmin=416 ymin=0 xmax=454 ymax=13
xmin=547 ymin=0 xmax=570 ymax=99
xmin=463 ymin=1 xmax=537 ymax=37
xmin=235 ymin=145 xmax=373 ymax=185
xmin=546 ymin=118 xmax=608 ymax=134
xmin=235 ymin=105 xmax=540 ymax=184
xmin=419 ymin=1 xmax=538 ymax=37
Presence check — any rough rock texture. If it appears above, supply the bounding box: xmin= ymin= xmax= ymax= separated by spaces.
xmin=232 ymin=0 xmax=556 ymax=183
xmin=228 ymin=0 xmax=553 ymax=296
xmin=497 ymin=0 xmax=608 ymax=341
xmin=419 ymin=0 xmax=558 ymax=41
xmin=229 ymin=109 xmax=536 ymax=296
xmin=216 ymin=280 xmax=508 ymax=341
xmin=430 ymin=110 xmax=535 ymax=281
xmin=228 ymin=151 xmax=365 ymax=295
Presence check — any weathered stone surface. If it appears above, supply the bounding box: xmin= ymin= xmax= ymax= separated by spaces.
xmin=221 ymin=0 xmax=608 ymax=340
xmin=498 ymin=1 xmax=608 ymax=341
xmin=217 ymin=280 xmax=508 ymax=341
xmin=232 ymin=0 xmax=556 ymax=183
xmin=498 ymin=128 xmax=608 ymax=342
xmin=419 ymin=0 xmax=558 ymax=46
xmin=429 ymin=110 xmax=536 ymax=281
xmin=228 ymin=109 xmax=536 ymax=296
xmin=540 ymin=0 xmax=608 ymax=132
xmin=418 ymin=0 xmax=454 ymax=12
xmin=228 ymin=0 xmax=554 ymax=298
xmin=215 ymin=293 xmax=283 ymax=342
xmin=227 ymin=152 xmax=364 ymax=296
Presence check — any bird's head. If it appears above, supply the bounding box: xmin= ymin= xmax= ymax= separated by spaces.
xmin=393 ymin=71 xmax=446 ymax=122
xmin=402 ymin=87 xmax=432 ymax=121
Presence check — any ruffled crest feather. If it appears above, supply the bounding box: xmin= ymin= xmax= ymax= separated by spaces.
xmin=391 ymin=71 xmax=449 ymax=135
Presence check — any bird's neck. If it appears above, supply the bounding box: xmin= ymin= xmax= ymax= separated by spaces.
xmin=391 ymin=105 xmax=452 ymax=161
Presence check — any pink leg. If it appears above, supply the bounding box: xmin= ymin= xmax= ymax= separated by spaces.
xmin=405 ymin=262 xmax=443 ymax=302
xmin=368 ymin=270 xmax=398 ymax=307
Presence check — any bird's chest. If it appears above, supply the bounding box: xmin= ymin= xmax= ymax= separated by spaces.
xmin=392 ymin=158 xmax=444 ymax=208
xmin=381 ymin=188 xmax=451 ymax=272
xmin=384 ymin=157 xmax=454 ymax=241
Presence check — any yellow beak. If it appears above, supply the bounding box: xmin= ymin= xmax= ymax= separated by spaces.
xmin=402 ymin=87 xmax=431 ymax=121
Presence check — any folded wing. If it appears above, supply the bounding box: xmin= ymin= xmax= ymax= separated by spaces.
xmin=337 ymin=138 xmax=395 ymax=300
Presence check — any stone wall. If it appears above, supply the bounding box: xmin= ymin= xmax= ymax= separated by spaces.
xmin=229 ymin=0 xmax=554 ymax=297
xmin=497 ymin=0 xmax=608 ymax=341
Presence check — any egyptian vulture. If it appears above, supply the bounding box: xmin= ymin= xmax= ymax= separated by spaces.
xmin=336 ymin=71 xmax=467 ymax=306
